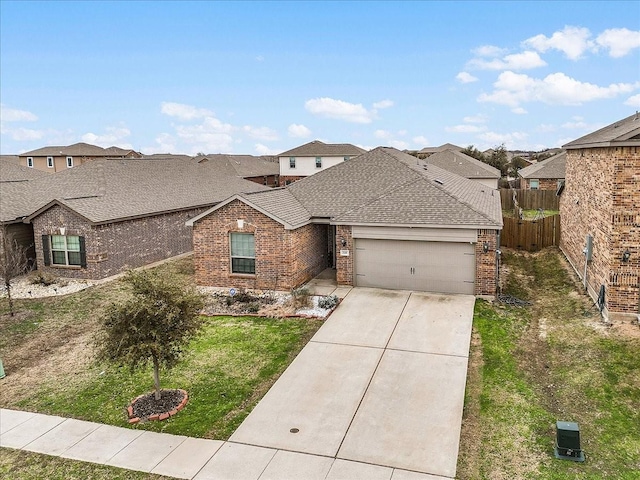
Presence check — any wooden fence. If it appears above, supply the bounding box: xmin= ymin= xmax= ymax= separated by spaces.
xmin=500 ymin=189 xmax=560 ymax=211
xmin=501 ymin=215 xmax=561 ymax=251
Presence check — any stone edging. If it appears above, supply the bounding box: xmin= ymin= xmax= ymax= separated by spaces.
xmin=127 ymin=389 xmax=188 ymax=424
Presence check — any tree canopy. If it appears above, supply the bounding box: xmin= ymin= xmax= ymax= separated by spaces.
xmin=96 ymin=269 xmax=205 ymax=399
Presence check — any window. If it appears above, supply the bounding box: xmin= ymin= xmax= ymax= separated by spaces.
xmin=66 ymin=156 xmax=74 ymax=168
xmin=289 ymin=157 xmax=296 ymax=169
xmin=529 ymin=179 xmax=539 ymax=190
xmin=47 ymin=156 xmax=54 ymax=168
xmin=27 ymin=157 xmax=34 ymax=168
xmin=344 ymin=156 xmax=350 ymax=161
xmin=230 ymin=233 xmax=255 ymax=274
xmin=315 ymin=157 xmax=322 ymax=168
xmin=50 ymin=235 xmax=82 ymax=266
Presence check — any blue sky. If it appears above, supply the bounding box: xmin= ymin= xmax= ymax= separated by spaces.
xmin=1 ymin=1 xmax=639 ymax=155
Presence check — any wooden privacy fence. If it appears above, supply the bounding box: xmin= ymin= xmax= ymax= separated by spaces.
xmin=501 ymin=215 xmax=561 ymax=251
xmin=500 ymin=189 xmax=560 ymax=211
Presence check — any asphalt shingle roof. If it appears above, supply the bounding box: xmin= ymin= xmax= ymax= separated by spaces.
xmin=418 ymin=143 xmax=463 ymax=154
xmin=417 ymin=149 xmax=500 ymax=179
xmin=19 ymin=142 xmax=139 ymax=157
xmin=0 ymin=161 xmax=49 ymax=182
xmin=278 ymin=140 xmax=366 ymax=157
xmin=1 ymin=158 xmax=269 ymax=224
xmin=518 ymin=152 xmax=566 ymax=179
xmin=195 ymin=155 xmax=279 ymax=178
xmin=563 ymin=113 xmax=640 ymax=148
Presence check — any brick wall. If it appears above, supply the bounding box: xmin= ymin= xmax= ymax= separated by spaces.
xmin=279 ymin=175 xmax=305 ymax=186
xmin=522 ymin=178 xmax=561 ymax=190
xmin=32 ymin=204 xmax=207 ymax=279
xmin=476 ymin=229 xmax=499 ymax=295
xmin=335 ymin=225 xmax=354 ymax=285
xmin=560 ymin=146 xmax=640 ymax=318
xmin=193 ymin=199 xmax=327 ymax=291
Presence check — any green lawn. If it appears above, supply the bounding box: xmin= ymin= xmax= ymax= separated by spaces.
xmin=0 ymin=258 xmax=322 ymax=440
xmin=458 ymin=249 xmax=640 ymax=479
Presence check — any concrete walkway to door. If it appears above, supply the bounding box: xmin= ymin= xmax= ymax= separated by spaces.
xmin=230 ymin=288 xmax=476 ymax=479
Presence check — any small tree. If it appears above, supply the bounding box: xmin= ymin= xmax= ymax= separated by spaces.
xmin=0 ymin=226 xmax=30 ymax=317
xmin=96 ymin=269 xmax=205 ymax=400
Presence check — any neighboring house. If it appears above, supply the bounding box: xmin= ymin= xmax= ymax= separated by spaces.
xmin=560 ymin=113 xmax=640 ymax=321
xmin=195 ymin=154 xmax=280 ymax=187
xmin=277 ymin=140 xmax=366 ymax=186
xmin=518 ymin=151 xmax=566 ymax=190
xmin=417 ymin=143 xmax=463 ymax=158
xmin=0 ymin=162 xmax=50 ymax=267
xmin=421 ymin=149 xmax=501 ymax=189
xmin=188 ymin=147 xmax=502 ymax=296
xmin=18 ymin=142 xmax=142 ymax=172
xmin=0 ymin=158 xmax=269 ymax=280
xmin=0 ymin=155 xmax=20 ymax=165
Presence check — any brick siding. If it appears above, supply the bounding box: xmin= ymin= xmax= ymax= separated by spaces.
xmin=560 ymin=146 xmax=640 ymax=319
xmin=335 ymin=225 xmax=354 ymax=285
xmin=279 ymin=175 xmax=305 ymax=186
xmin=31 ymin=204 xmax=208 ymax=280
xmin=476 ymin=229 xmax=499 ymax=295
xmin=192 ymin=199 xmax=327 ymax=290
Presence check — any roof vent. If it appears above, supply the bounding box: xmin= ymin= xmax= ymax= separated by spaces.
xmin=434 ymin=179 xmax=444 ymax=185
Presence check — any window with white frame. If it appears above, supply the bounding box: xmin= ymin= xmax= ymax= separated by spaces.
xmin=66 ymin=156 xmax=74 ymax=168
xmin=315 ymin=157 xmax=322 ymax=168
xmin=27 ymin=157 xmax=34 ymax=168
xmin=289 ymin=157 xmax=296 ymax=169
xmin=344 ymin=156 xmax=350 ymax=161
xmin=530 ymin=179 xmax=539 ymax=190
xmin=50 ymin=235 xmax=82 ymax=266
xmin=230 ymin=233 xmax=255 ymax=274
xmin=47 ymin=156 xmax=54 ymax=168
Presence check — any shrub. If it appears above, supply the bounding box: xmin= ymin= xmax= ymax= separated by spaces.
xmin=247 ymin=302 xmax=261 ymax=313
xmin=318 ymin=295 xmax=339 ymax=310
xmin=29 ymin=271 xmax=58 ymax=286
xmin=290 ymin=287 xmax=311 ymax=309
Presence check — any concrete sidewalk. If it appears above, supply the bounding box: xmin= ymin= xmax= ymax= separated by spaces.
xmin=1 ymin=408 xmax=445 ymax=479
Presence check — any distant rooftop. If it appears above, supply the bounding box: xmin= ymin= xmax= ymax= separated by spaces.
xmin=278 ymin=140 xmax=366 ymax=157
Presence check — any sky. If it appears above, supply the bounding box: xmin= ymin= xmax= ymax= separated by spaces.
xmin=1 ymin=1 xmax=639 ymax=156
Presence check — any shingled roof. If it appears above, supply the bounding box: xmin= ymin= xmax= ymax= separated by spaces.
xmin=518 ymin=151 xmax=566 ymax=179
xmin=1 ymin=158 xmax=269 ymax=224
xmin=417 ymin=149 xmax=500 ymax=179
xmin=0 ymin=161 xmax=49 ymax=182
xmin=192 ymin=147 xmax=502 ymax=229
xmin=278 ymin=140 xmax=366 ymax=157
xmin=19 ymin=142 xmax=140 ymax=157
xmin=563 ymin=113 xmax=640 ymax=149
xmin=194 ymin=154 xmax=279 ymax=178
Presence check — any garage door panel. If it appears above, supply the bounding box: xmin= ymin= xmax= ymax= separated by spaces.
xmin=355 ymin=239 xmax=475 ymax=295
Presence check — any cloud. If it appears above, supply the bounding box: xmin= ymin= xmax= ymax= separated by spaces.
xmin=254 ymin=143 xmax=280 ymax=155
xmin=596 ymin=28 xmax=640 ymax=58
xmin=472 ymin=45 xmax=507 ymax=57
xmin=478 ymin=71 xmax=640 ymax=107
xmin=288 ymin=123 xmax=311 ymax=138
xmin=412 ymin=135 xmax=429 ymax=146
xmin=388 ymin=140 xmax=409 ymax=150
xmin=511 ymin=107 xmax=528 ymax=115
xmin=161 ymin=102 xmax=213 ymax=121
xmin=2 ymin=127 xmax=44 ymax=141
xmin=523 ymin=26 xmax=593 ymax=60
xmin=462 ymin=114 xmax=488 ymax=124
xmin=305 ymin=97 xmax=377 ymax=123
xmin=477 ymin=130 xmax=529 ymax=148
xmin=173 ymin=116 xmax=236 ymax=152
xmin=373 ymin=99 xmax=394 ymax=109
xmin=456 ymin=72 xmax=478 ymax=83
xmin=467 ymin=50 xmax=547 ymax=70
xmin=445 ymin=124 xmax=487 ymax=133
xmin=255 ymin=55 xmax=265 ymax=62
xmin=242 ymin=125 xmax=278 ymax=141
xmin=374 ymin=129 xmax=391 ymax=139
xmin=0 ymin=104 xmax=38 ymax=122
xmin=81 ymin=126 xmax=131 ymax=147
xmin=624 ymin=93 xmax=640 ymax=108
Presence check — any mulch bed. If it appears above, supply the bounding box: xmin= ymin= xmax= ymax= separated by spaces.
xmin=127 ymin=388 xmax=188 ymax=424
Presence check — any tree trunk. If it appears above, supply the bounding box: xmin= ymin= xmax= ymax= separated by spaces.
xmin=152 ymin=355 xmax=161 ymax=400
xmin=5 ymin=280 xmax=14 ymax=317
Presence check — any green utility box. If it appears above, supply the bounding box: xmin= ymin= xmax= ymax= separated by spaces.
xmin=555 ymin=421 xmax=585 ymax=462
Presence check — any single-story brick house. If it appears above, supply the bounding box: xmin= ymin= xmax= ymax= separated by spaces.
xmin=1 ymin=158 xmax=269 ymax=280
xmin=188 ymin=147 xmax=503 ymax=296
xmin=560 ymin=113 xmax=640 ymax=321
xmin=518 ymin=151 xmax=566 ymax=190
xmin=422 ymin=149 xmax=501 ymax=189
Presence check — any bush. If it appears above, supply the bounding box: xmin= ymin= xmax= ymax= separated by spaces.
xmin=29 ymin=271 xmax=58 ymax=286
xmin=247 ymin=302 xmax=261 ymax=313
xmin=318 ymin=295 xmax=339 ymax=310
xmin=290 ymin=287 xmax=311 ymax=309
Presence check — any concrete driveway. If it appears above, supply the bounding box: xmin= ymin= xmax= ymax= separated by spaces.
xmin=230 ymin=288 xmax=475 ymax=479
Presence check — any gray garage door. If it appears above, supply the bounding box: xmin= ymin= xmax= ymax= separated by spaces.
xmin=354 ymin=239 xmax=476 ymax=294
